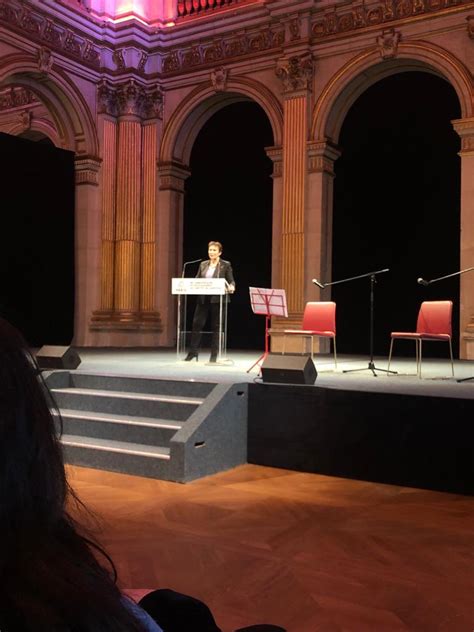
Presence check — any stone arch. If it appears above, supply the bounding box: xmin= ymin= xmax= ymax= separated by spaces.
xmin=0 ymin=53 xmax=99 ymax=156
xmin=160 ymin=77 xmax=283 ymax=165
xmin=312 ymin=42 xmax=473 ymax=142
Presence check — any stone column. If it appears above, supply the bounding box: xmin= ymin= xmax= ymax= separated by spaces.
xmin=305 ymin=140 xmax=341 ymax=353
xmin=140 ymin=119 xmax=161 ymax=328
xmin=273 ymin=53 xmax=313 ymax=349
xmin=265 ymin=146 xmax=283 ymax=291
xmin=453 ymin=117 xmax=474 ymax=359
xmin=73 ymin=156 xmax=101 ymax=346
xmin=156 ymin=161 xmax=190 ymax=346
xmin=90 ymin=79 xmax=163 ymax=342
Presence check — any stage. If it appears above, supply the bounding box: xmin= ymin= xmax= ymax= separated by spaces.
xmin=69 ymin=347 xmax=474 ymax=397
xmin=49 ymin=348 xmax=474 ymax=496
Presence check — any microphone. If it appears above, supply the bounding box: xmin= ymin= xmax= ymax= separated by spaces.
xmin=312 ymin=278 xmax=325 ymax=289
xmin=184 ymin=258 xmax=202 ymax=266
xmin=182 ymin=258 xmax=202 ymax=277
xmin=417 ymin=277 xmax=430 ymax=286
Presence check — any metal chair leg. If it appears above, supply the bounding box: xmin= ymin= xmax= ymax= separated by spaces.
xmin=333 ymin=336 xmax=337 ymax=369
xmin=387 ymin=338 xmax=395 ymax=373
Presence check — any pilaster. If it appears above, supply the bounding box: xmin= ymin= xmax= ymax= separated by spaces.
xmin=452 ymin=117 xmax=474 ymax=359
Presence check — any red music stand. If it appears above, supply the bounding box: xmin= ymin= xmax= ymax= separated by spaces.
xmin=247 ymin=287 xmax=288 ymax=373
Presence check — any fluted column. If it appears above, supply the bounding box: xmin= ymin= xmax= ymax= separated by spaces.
xmin=140 ymin=120 xmax=160 ymax=326
xmin=114 ymin=115 xmax=142 ymax=320
xmin=453 ymin=117 xmax=474 ymax=359
xmin=100 ymin=118 xmax=117 ymax=314
xmin=91 ymin=79 xmax=163 ymax=338
xmin=274 ymin=52 xmax=313 ymax=340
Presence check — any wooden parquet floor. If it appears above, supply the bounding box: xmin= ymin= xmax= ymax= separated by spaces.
xmin=66 ymin=465 xmax=474 ymax=632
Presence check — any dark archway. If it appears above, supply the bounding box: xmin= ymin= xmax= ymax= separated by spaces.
xmin=332 ymin=71 xmax=461 ymax=357
xmin=183 ymin=101 xmax=274 ymax=350
xmin=0 ymin=132 xmax=75 ymax=347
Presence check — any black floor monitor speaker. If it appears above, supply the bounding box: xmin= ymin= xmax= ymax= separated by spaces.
xmin=261 ymin=354 xmax=317 ymax=385
xmin=36 ymin=345 xmax=81 ymax=370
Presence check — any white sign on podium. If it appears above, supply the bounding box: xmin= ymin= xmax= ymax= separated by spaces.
xmin=171 ymin=277 xmax=227 ymax=296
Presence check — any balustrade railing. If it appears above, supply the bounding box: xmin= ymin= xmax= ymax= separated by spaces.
xmin=177 ymin=0 xmax=242 ymax=19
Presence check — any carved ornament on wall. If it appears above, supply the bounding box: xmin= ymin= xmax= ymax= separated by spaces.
xmin=468 ymin=15 xmax=474 ymax=38
xmin=211 ymin=66 xmax=228 ymax=92
xmin=98 ymin=79 xmax=163 ymax=120
xmin=18 ymin=110 xmax=32 ymax=131
xmin=38 ymin=47 xmax=54 ymax=73
xmin=377 ymin=28 xmax=401 ymax=58
xmin=162 ymin=24 xmax=285 ymax=74
xmin=312 ymin=0 xmax=469 ymax=38
xmin=0 ymin=1 xmax=100 ymax=68
xmin=275 ymin=53 xmax=314 ymax=93
xmin=0 ymin=87 xmax=38 ymax=111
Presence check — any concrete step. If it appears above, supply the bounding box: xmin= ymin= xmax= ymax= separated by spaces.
xmin=59 ymin=409 xmax=182 ymax=445
xmin=61 ymin=434 xmax=172 ymax=480
xmin=69 ymin=372 xmax=216 ymax=398
xmin=51 ymin=387 xmax=203 ymax=420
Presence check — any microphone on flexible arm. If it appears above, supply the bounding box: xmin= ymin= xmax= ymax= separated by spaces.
xmin=312 ymin=278 xmax=325 ymax=289
xmin=182 ymin=258 xmax=202 ymax=277
xmin=417 ymin=277 xmax=431 ymax=286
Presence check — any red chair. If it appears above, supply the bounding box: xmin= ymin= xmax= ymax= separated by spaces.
xmin=387 ymin=300 xmax=454 ymax=378
xmin=283 ymin=301 xmax=337 ymax=368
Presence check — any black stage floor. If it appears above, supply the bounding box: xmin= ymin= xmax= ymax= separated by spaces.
xmin=56 ymin=348 xmax=474 ymax=495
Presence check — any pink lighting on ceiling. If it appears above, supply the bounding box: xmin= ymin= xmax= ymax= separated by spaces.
xmin=87 ymin=0 xmax=176 ymax=25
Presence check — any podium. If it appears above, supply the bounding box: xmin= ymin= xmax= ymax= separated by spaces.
xmin=171 ymin=278 xmax=229 ymax=362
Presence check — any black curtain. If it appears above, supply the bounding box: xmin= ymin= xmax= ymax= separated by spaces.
xmin=183 ymin=101 xmax=274 ymax=350
xmin=0 ymin=132 xmax=75 ymax=347
xmin=332 ymin=72 xmax=461 ymax=357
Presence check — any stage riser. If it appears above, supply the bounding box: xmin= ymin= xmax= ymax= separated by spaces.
xmin=248 ymin=384 xmax=474 ymax=495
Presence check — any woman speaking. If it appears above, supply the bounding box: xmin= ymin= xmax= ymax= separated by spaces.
xmin=185 ymin=241 xmax=235 ymax=363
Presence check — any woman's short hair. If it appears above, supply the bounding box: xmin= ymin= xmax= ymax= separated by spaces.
xmin=208 ymin=241 xmax=223 ymax=253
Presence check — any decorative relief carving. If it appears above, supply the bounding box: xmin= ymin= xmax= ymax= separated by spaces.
xmin=98 ymin=80 xmax=163 ymax=120
xmin=157 ymin=162 xmax=190 ymax=192
xmin=307 ymin=141 xmax=341 ymax=174
xmin=452 ymin=118 xmax=474 ymax=153
xmin=112 ymin=49 xmax=126 ymax=70
xmin=138 ymin=51 xmax=148 ymax=73
xmin=377 ymin=28 xmax=401 ymax=58
xmin=276 ymin=53 xmax=314 ymax=93
xmin=0 ymin=0 xmax=100 ymax=68
xmin=0 ymin=87 xmax=38 ymax=111
xmin=161 ymin=24 xmax=285 ymax=75
xmin=468 ymin=15 xmax=474 ymax=38
xmin=311 ymin=0 xmax=468 ymax=38
xmin=265 ymin=146 xmax=283 ymax=178
xmin=75 ymin=156 xmax=101 ymax=186
xmin=288 ymin=17 xmax=301 ymax=41
xmin=38 ymin=47 xmax=54 ymax=74
xmin=211 ymin=67 xmax=228 ymax=92
xmin=18 ymin=110 xmax=32 ymax=132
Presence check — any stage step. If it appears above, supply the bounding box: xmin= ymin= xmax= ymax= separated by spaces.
xmin=46 ymin=371 xmax=248 ymax=482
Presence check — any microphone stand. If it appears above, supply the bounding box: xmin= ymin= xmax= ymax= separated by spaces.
xmin=315 ymin=268 xmax=396 ymax=377
xmin=418 ymin=266 xmax=474 ymax=383
xmin=179 ymin=258 xmax=202 ymax=356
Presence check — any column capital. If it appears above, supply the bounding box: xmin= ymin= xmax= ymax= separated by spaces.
xmin=275 ymin=52 xmax=314 ymax=96
xmin=98 ymin=79 xmax=163 ymax=120
xmin=452 ymin=117 xmax=474 ymax=155
xmin=307 ymin=140 xmax=341 ymax=174
xmin=265 ymin=145 xmax=283 ymax=178
xmin=75 ymin=155 xmax=101 ymax=185
xmin=157 ymin=161 xmax=190 ymax=192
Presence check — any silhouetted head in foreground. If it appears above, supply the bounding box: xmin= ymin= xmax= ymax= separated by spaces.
xmin=0 ymin=317 xmax=146 ymax=631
